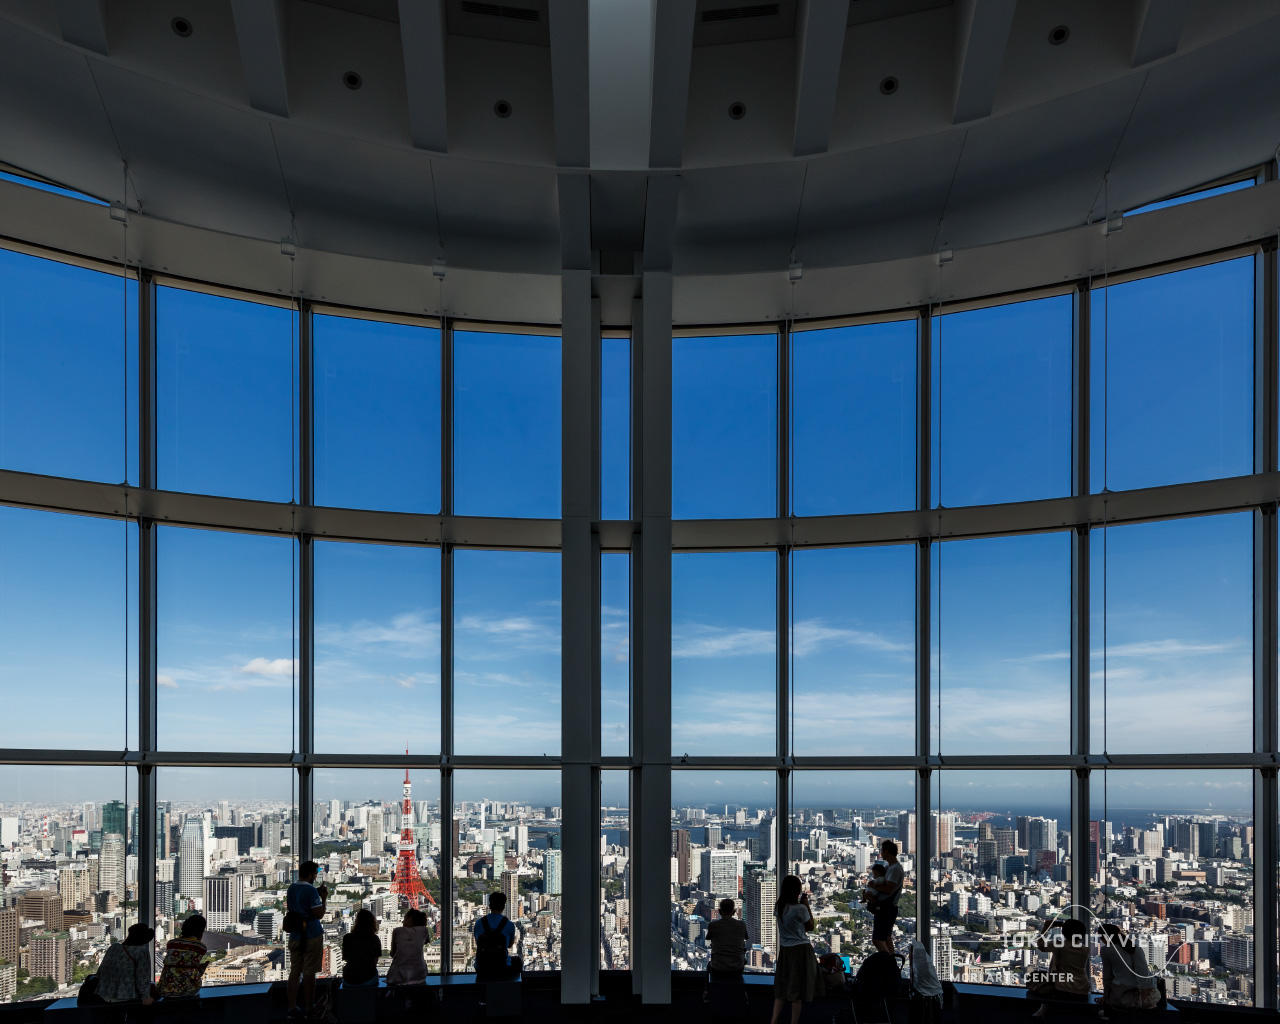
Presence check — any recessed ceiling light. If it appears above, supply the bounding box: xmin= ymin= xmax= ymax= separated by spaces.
xmin=170 ymin=16 xmax=192 ymax=37
xmin=728 ymin=101 xmax=746 ymax=120
xmin=494 ymin=99 xmax=512 ymax=118
xmin=1049 ymin=24 xmax=1070 ymax=45
xmin=879 ymin=75 xmax=899 ymax=96
xmin=343 ymin=71 xmax=363 ymax=90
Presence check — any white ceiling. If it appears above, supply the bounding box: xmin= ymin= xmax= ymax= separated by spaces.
xmin=0 ymin=0 xmax=1277 ymax=279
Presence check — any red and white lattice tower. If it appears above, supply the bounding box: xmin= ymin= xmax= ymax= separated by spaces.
xmin=389 ymin=754 xmax=435 ymax=908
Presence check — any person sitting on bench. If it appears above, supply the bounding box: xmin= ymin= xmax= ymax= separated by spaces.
xmin=473 ymin=892 xmax=522 ymax=981
xmin=706 ymin=898 xmax=748 ymax=983
xmin=1028 ymin=916 xmax=1089 ymax=1017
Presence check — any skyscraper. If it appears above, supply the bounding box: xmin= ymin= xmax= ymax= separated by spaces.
xmin=757 ymin=816 xmax=775 ymax=869
xmin=28 ymin=931 xmax=70 ymax=985
xmin=260 ymin=813 xmax=283 ymax=857
xmin=17 ymin=891 xmax=63 ymax=932
xmin=546 ymin=848 xmax=562 ymax=896
xmin=897 ymin=812 xmax=916 ymax=856
xmin=743 ymin=870 xmax=776 ymax=953
xmin=673 ymin=829 xmax=691 ymax=885
xmin=366 ymin=808 xmax=385 ymax=852
xmin=204 ymin=872 xmax=244 ymax=931
xmin=0 ymin=907 xmax=16 ymax=966
xmin=179 ymin=816 xmax=208 ymax=900
xmin=100 ymin=832 xmax=127 ymax=903
xmin=101 ymin=800 xmax=126 ymax=840
xmin=699 ymin=849 xmax=738 ymax=898
xmin=935 ymin=812 xmax=956 ymax=854
xmin=502 ymin=869 xmax=521 ymax=919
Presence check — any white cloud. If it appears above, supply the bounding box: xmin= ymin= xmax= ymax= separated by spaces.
xmin=671 ymin=618 xmax=909 ymax=660
xmin=157 ymin=674 xmax=178 ymax=689
xmin=239 ymin=657 xmax=298 ymax=678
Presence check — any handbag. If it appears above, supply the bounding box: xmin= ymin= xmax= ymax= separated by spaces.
xmin=77 ymin=974 xmax=103 ymax=1006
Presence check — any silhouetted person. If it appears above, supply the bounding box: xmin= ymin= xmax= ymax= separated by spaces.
xmin=1028 ymin=917 xmax=1089 ymax=1016
xmin=158 ymin=914 xmax=208 ymax=999
xmin=1098 ymin=923 xmax=1160 ymax=1011
xmin=96 ymin=923 xmax=156 ymax=1005
xmin=770 ymin=875 xmax=817 ymax=1024
xmin=866 ymin=839 xmax=904 ymax=954
xmin=473 ymin=892 xmax=522 ymax=981
xmin=387 ymin=908 xmax=432 ymax=985
xmin=342 ymin=909 xmax=382 ymax=988
xmin=706 ymin=898 xmax=748 ymax=982
xmin=285 ymin=861 xmax=327 ymax=1019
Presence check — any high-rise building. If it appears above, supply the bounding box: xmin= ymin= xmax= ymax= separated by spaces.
xmin=757 ymin=817 xmax=775 ymax=869
xmin=501 ymin=869 xmax=521 ymax=920
xmin=743 ymin=870 xmax=776 ymax=953
xmin=218 ymin=800 xmax=230 ymax=824
xmin=673 ymin=829 xmax=691 ymax=885
xmin=514 ymin=823 xmax=529 ymax=855
xmin=100 ymin=833 xmax=127 ymax=903
xmin=699 ymin=849 xmax=738 ymax=898
xmin=366 ymin=808 xmax=385 ymax=852
xmin=545 ymin=848 xmax=562 ymax=896
xmin=58 ymin=866 xmax=90 ymax=912
xmin=1088 ymin=820 xmax=1102 ymax=879
xmin=706 ymin=825 xmax=722 ymax=848
xmin=82 ymin=802 xmax=98 ymax=832
xmin=0 ymin=960 xmax=14 ymax=1003
xmin=897 ymin=812 xmax=916 ymax=856
xmin=1027 ymin=817 xmax=1058 ymax=865
xmin=204 ymin=872 xmax=244 ymax=931
xmin=18 ymin=890 xmax=64 ymax=932
xmin=180 ymin=816 xmax=209 ymax=900
xmin=935 ymin=812 xmax=957 ymax=855
xmin=29 ymin=931 xmax=70 ymax=985
xmin=994 ymin=827 xmax=1016 ymax=858
xmin=933 ymin=936 xmax=954 ymax=978
xmin=0 ymin=907 xmax=18 ymax=965
xmin=492 ymin=839 xmax=507 ymax=878
xmin=101 ymin=800 xmax=126 ymax=840
xmin=260 ymin=813 xmax=283 ymax=857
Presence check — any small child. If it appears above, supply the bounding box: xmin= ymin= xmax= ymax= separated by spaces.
xmin=860 ymin=862 xmax=888 ymax=909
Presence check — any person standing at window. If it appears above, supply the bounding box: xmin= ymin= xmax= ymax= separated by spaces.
xmin=285 ymin=861 xmax=327 ymax=1019
xmin=866 ymin=839 xmax=904 ymax=954
xmin=770 ymin=875 xmax=817 ymax=1024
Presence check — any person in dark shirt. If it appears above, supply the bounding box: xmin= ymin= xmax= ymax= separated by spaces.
xmin=706 ymin=898 xmax=748 ymax=982
xmin=342 ymin=909 xmax=382 ymax=987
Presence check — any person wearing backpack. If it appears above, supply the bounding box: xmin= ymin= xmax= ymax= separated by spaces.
xmin=472 ymin=891 xmax=522 ymax=981
xmin=284 ymin=861 xmax=328 ymax=1019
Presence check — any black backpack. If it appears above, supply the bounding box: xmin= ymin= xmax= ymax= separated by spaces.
xmin=77 ymin=974 xmax=103 ymax=1006
xmin=855 ymin=951 xmax=907 ymax=1001
xmin=475 ymin=915 xmax=510 ymax=974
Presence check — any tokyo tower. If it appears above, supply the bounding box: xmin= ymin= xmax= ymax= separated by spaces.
xmin=390 ymin=755 xmax=436 ymax=909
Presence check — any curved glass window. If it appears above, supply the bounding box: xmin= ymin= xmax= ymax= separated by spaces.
xmin=0 ymin=248 xmax=136 ymax=484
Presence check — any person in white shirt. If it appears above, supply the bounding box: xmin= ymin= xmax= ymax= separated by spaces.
xmin=770 ymin=874 xmax=817 ymax=1024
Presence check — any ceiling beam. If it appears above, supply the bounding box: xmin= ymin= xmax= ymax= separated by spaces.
xmin=550 ymin=0 xmax=590 ymax=168
xmin=1131 ymin=0 xmax=1191 ymax=67
xmin=53 ymin=0 xmax=108 ymax=55
xmin=397 ymin=0 xmax=448 ymax=152
xmin=792 ymin=0 xmax=848 ymax=157
xmin=229 ymin=0 xmax=290 ymax=118
xmin=649 ymin=0 xmax=696 ymax=168
xmin=951 ymin=0 xmax=1016 ymax=124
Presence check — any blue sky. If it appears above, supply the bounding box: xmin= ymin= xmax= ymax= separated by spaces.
xmin=0 ymin=246 xmax=1262 ymax=809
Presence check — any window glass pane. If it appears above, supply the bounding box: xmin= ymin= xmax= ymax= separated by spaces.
xmin=671 ymin=770 xmax=776 ymax=974
xmin=453 ymin=330 xmax=560 ymax=518
xmin=672 ymin=333 xmax=777 ymax=519
xmin=315 ymin=541 xmax=440 ymax=755
xmin=601 ymin=552 xmax=630 ymax=757
xmin=312 ymin=768 xmax=442 ymax=976
xmin=313 ymin=314 xmax=441 ymax=513
xmin=0 ymin=170 xmax=106 ymax=205
xmin=452 ymin=770 xmax=561 ymax=972
xmin=788 ymin=771 xmax=916 ymax=967
xmin=157 ymin=286 xmax=296 ymax=501
xmin=933 ymin=295 xmax=1072 ymax=506
xmin=602 ymin=334 xmax=630 ymax=520
xmin=153 ymin=768 xmax=296 ymax=987
xmin=791 ymin=320 xmax=916 ymax=515
xmin=791 ymin=545 xmax=914 ymax=756
xmin=601 ymin=771 xmax=630 ymax=972
xmin=1125 ymin=179 xmax=1253 ymax=217
xmin=933 ymin=533 xmax=1070 ymax=755
xmin=1091 ymin=513 xmax=1251 ymax=754
xmin=0 ymin=506 xmax=136 ymax=750
xmin=930 ymin=770 xmax=1071 ymax=988
xmin=672 ymin=552 xmax=776 ymax=757
xmin=1090 ymin=770 xmax=1254 ymax=1007
xmin=0 ymin=765 xmax=136 ymax=1005
xmin=0 ymin=249 xmax=137 ymax=484
xmin=453 ymin=550 xmax=560 ymax=756
xmin=1091 ymin=257 xmax=1253 ymax=492
xmin=157 ymin=527 xmax=297 ymax=752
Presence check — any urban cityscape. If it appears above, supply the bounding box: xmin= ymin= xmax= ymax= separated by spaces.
xmin=0 ymin=776 xmax=1256 ymax=1006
